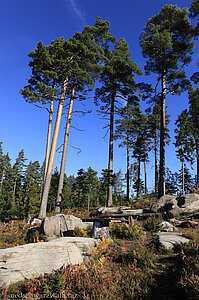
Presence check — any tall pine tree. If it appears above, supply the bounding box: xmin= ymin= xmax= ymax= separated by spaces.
xmin=140 ymin=4 xmax=194 ymax=197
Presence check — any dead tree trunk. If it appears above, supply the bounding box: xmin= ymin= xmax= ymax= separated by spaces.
xmin=38 ymin=77 xmax=68 ymax=220
xmin=55 ymin=85 xmax=75 ymax=213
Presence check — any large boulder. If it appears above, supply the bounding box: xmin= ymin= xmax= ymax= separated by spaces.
xmin=156 ymin=232 xmax=190 ymax=249
xmin=0 ymin=237 xmax=97 ymax=288
xmin=151 ymin=193 xmax=199 ymax=216
xmin=41 ymin=214 xmax=92 ymax=238
xmin=178 ymin=193 xmax=199 ymax=212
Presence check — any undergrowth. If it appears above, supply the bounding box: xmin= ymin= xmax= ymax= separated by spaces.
xmin=1 ymin=237 xmax=156 ymax=299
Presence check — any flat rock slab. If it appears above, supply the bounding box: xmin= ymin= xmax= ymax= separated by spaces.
xmin=0 ymin=237 xmax=97 ymax=288
xmin=156 ymin=232 xmax=190 ymax=249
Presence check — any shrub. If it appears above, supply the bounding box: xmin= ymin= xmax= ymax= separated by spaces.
xmin=109 ymin=223 xmax=143 ymax=240
xmin=0 ymin=220 xmax=30 ymax=249
xmin=73 ymin=226 xmax=93 ymax=238
xmin=143 ymin=216 xmax=163 ymax=232
xmin=177 ymin=241 xmax=199 ymax=299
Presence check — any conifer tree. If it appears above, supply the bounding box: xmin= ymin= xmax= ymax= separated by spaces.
xmin=188 ymin=74 xmax=199 ymax=185
xmin=174 ymin=109 xmax=194 ymax=194
xmin=84 ymin=167 xmax=98 ymax=211
xmin=114 ymin=98 xmax=140 ymax=202
xmin=13 ymin=150 xmax=27 ymax=202
xmin=23 ymin=161 xmax=42 ymax=217
xmin=55 ymin=18 xmax=111 ymax=212
xmin=140 ymin=4 xmax=194 ymax=197
xmin=95 ymin=38 xmax=142 ymax=206
xmin=147 ymin=102 xmax=170 ymax=194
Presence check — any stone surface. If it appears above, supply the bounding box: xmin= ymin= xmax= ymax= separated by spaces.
xmin=160 ymin=221 xmax=176 ymax=232
xmin=0 ymin=237 xmax=97 ymax=288
xmin=122 ymin=209 xmax=143 ymax=215
xmin=97 ymin=206 xmax=131 ymax=214
xmin=71 ymin=215 xmax=92 ymax=230
xmin=156 ymin=232 xmax=190 ymax=249
xmin=41 ymin=214 xmax=92 ymax=238
xmin=151 ymin=193 xmax=199 ymax=216
xmin=92 ymin=221 xmax=110 ymax=239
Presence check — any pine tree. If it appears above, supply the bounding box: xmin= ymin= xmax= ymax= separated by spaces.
xmin=95 ymin=38 xmax=142 ymax=206
xmin=55 ymin=18 xmax=111 ymax=212
xmin=13 ymin=150 xmax=27 ymax=202
xmin=23 ymin=161 xmax=42 ymax=217
xmin=140 ymin=4 xmax=194 ymax=198
xmin=147 ymin=101 xmax=170 ymax=194
xmin=188 ymin=75 xmax=199 ymax=185
xmin=114 ymin=97 xmax=140 ymax=202
xmin=84 ymin=167 xmax=98 ymax=211
xmin=165 ymin=168 xmax=179 ymax=195
xmin=174 ymin=110 xmax=194 ymax=194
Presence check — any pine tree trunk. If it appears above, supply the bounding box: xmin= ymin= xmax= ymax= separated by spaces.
xmin=55 ymin=85 xmax=75 ymax=213
xmin=129 ymin=164 xmax=134 ymax=196
xmin=107 ymin=90 xmax=115 ymax=207
xmin=137 ymin=156 xmax=141 ymax=199
xmin=0 ymin=168 xmax=5 ymax=192
xmin=88 ymin=192 xmax=90 ymax=212
xmin=154 ymin=131 xmax=158 ymax=194
xmin=38 ymin=77 xmax=68 ymax=220
xmin=13 ymin=177 xmax=17 ymax=197
xmin=158 ymin=72 xmax=166 ymax=198
xmin=44 ymin=97 xmax=54 ymax=181
xmin=12 ymin=176 xmax=17 ymax=207
xmin=197 ymin=146 xmax=199 ymax=185
xmin=144 ymin=156 xmax=147 ymax=195
xmin=126 ymin=133 xmax=130 ymax=202
xmin=182 ymin=159 xmax=185 ymax=195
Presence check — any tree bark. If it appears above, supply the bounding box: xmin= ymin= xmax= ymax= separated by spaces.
xmin=144 ymin=156 xmax=147 ymax=195
xmin=88 ymin=192 xmax=90 ymax=212
xmin=196 ymin=146 xmax=199 ymax=185
xmin=182 ymin=159 xmax=185 ymax=195
xmin=0 ymin=168 xmax=5 ymax=192
xmin=137 ymin=156 xmax=141 ymax=199
xmin=154 ymin=131 xmax=158 ymax=194
xmin=55 ymin=85 xmax=75 ymax=213
xmin=158 ymin=72 xmax=166 ymax=198
xmin=44 ymin=97 xmax=54 ymax=182
xmin=107 ymin=89 xmax=116 ymax=207
xmin=126 ymin=132 xmax=130 ymax=202
xmin=38 ymin=77 xmax=68 ymax=220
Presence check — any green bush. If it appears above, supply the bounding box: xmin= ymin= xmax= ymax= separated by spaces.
xmin=110 ymin=223 xmax=143 ymax=240
xmin=143 ymin=216 xmax=162 ymax=232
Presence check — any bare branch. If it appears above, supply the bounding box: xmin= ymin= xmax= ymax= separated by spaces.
xmin=70 ymin=126 xmax=86 ymax=132
xmin=155 ymin=77 xmax=161 ymax=92
xmin=34 ymin=104 xmax=51 ymax=113
xmin=56 ymin=144 xmax=64 ymax=152
xmin=103 ymin=127 xmax=110 ymax=140
xmin=69 ymin=144 xmax=81 ymax=155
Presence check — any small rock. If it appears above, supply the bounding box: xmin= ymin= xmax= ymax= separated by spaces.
xmin=160 ymin=221 xmax=176 ymax=232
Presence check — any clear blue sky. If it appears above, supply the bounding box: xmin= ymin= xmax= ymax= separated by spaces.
xmin=0 ymin=0 xmax=197 ymax=190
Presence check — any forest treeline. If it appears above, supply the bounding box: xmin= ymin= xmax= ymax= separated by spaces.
xmin=0 ymin=142 xmax=196 ymax=221
xmin=1 ymin=1 xmax=199 ymax=220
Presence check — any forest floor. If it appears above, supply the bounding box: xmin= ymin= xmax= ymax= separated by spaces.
xmin=0 ymin=209 xmax=199 ymax=299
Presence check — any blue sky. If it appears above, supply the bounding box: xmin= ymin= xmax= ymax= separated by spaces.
xmin=0 ymin=0 xmax=197 ymax=190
